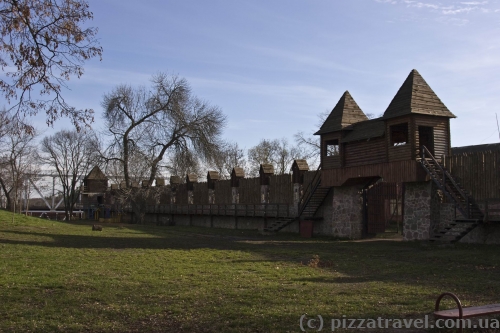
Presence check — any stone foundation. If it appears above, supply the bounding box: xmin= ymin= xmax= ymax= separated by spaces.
xmin=433 ymin=203 xmax=455 ymax=234
xmin=312 ymin=190 xmax=334 ymax=236
xmin=331 ymin=186 xmax=363 ymax=239
xmin=403 ymin=181 xmax=434 ymax=240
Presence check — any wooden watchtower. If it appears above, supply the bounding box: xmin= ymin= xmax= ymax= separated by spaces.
xmin=316 ymin=69 xmax=456 ymax=186
xmin=81 ymin=166 xmax=108 ymax=211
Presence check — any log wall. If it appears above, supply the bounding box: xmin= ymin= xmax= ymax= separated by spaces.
xmin=344 ymin=137 xmax=386 ymax=167
xmin=193 ymin=182 xmax=209 ymax=204
xmin=269 ymin=174 xmax=293 ymax=204
xmin=176 ymin=186 xmax=188 ymax=205
xmin=239 ymin=178 xmax=261 ymax=204
xmin=414 ymin=115 xmax=450 ymax=158
xmin=214 ymin=180 xmax=232 ymax=204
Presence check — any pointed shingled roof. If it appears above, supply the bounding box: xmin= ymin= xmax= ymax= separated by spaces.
xmin=341 ymin=118 xmax=385 ymax=143
xmin=315 ymin=91 xmax=368 ymax=135
xmin=85 ymin=166 xmax=107 ymax=180
xmin=383 ymin=69 xmax=456 ymax=119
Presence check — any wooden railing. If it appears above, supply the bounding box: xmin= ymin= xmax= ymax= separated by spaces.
xmin=139 ymin=203 xmax=293 ymax=218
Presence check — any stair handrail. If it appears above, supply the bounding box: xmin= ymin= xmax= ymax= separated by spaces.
xmin=298 ymin=163 xmax=322 ymax=217
xmin=421 ymin=145 xmax=469 ymax=206
xmin=420 ymin=145 xmax=473 ymax=218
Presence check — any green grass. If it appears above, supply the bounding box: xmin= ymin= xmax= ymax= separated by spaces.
xmin=1 ymin=210 xmax=500 ymax=332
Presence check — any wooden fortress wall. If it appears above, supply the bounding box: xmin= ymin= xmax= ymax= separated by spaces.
xmin=445 ymin=150 xmax=500 ymax=201
xmin=143 ymin=173 xmax=305 ymax=206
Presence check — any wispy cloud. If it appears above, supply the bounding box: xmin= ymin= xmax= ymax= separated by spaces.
xmin=460 ymin=1 xmax=488 ymax=5
xmin=375 ymin=0 xmax=499 ymax=21
xmin=403 ymin=1 xmax=441 ymax=10
xmin=188 ymin=76 xmax=332 ymax=102
xmin=237 ymin=44 xmax=373 ymax=76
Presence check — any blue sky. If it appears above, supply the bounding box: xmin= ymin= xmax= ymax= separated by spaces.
xmin=40 ymin=0 xmax=500 ymax=149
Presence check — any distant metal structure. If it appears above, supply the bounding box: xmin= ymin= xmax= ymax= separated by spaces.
xmin=21 ymin=171 xmax=85 ymax=218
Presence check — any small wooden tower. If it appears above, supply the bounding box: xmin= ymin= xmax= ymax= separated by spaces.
xmin=82 ymin=166 xmax=108 ymax=193
xmin=382 ymin=69 xmax=455 ymax=160
xmin=170 ymin=176 xmax=181 ymax=187
xmin=186 ymin=173 xmax=198 ymax=191
xmin=259 ymin=164 xmax=274 ymax=185
xmin=315 ymin=91 xmax=368 ymax=169
xmin=292 ymin=159 xmax=309 ymax=184
xmin=207 ymin=171 xmax=220 ymax=190
xmin=81 ymin=166 xmax=108 ymax=210
xmin=231 ymin=167 xmax=245 ymax=187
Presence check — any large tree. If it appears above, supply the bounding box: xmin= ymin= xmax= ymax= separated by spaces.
xmin=40 ymin=129 xmax=100 ymax=221
xmin=102 ymin=73 xmax=226 ymax=222
xmin=0 ymin=0 xmax=102 ymax=133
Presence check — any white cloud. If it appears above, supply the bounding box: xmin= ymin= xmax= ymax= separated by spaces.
xmin=460 ymin=1 xmax=488 ymax=5
xmin=405 ymin=1 xmax=441 ymax=10
xmin=442 ymin=7 xmax=476 ymax=14
xmin=374 ymin=0 xmax=500 ymax=26
xmin=375 ymin=0 xmax=498 ymax=18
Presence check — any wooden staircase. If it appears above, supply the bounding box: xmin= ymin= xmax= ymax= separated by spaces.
xmin=419 ymin=146 xmax=484 ymax=243
xmin=297 ymin=165 xmax=331 ymax=219
xmin=263 ymin=217 xmax=296 ymax=233
xmin=430 ymin=220 xmax=480 ymax=243
xmin=263 ymin=164 xmax=331 ymax=233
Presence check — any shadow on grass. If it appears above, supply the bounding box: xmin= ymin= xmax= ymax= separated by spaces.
xmin=295 ymin=276 xmax=374 ymax=284
xmin=1 ymin=225 xmax=499 ymax=293
xmin=0 ymin=227 xmax=410 ymax=252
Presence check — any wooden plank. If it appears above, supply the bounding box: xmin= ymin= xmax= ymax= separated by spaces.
xmin=434 ymin=304 xmax=500 ymax=319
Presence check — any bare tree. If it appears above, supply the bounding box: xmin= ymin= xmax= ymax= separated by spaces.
xmin=247 ymin=139 xmax=275 ymax=177
xmin=0 ymin=108 xmax=10 ymax=138
xmin=211 ymin=142 xmax=246 ymax=180
xmin=40 ymin=129 xmax=100 ymax=221
xmin=0 ymin=119 xmax=38 ymax=213
xmin=247 ymin=138 xmax=301 ymax=176
xmin=102 ymin=73 xmax=226 ymax=222
xmin=0 ymin=0 xmax=102 ymax=133
xmin=294 ymin=110 xmax=330 ymax=168
xmin=103 ymin=144 xmax=151 ymax=186
xmin=165 ymin=148 xmax=202 ymax=180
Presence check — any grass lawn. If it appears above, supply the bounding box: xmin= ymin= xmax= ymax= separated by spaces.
xmin=1 ymin=210 xmax=500 ymax=332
